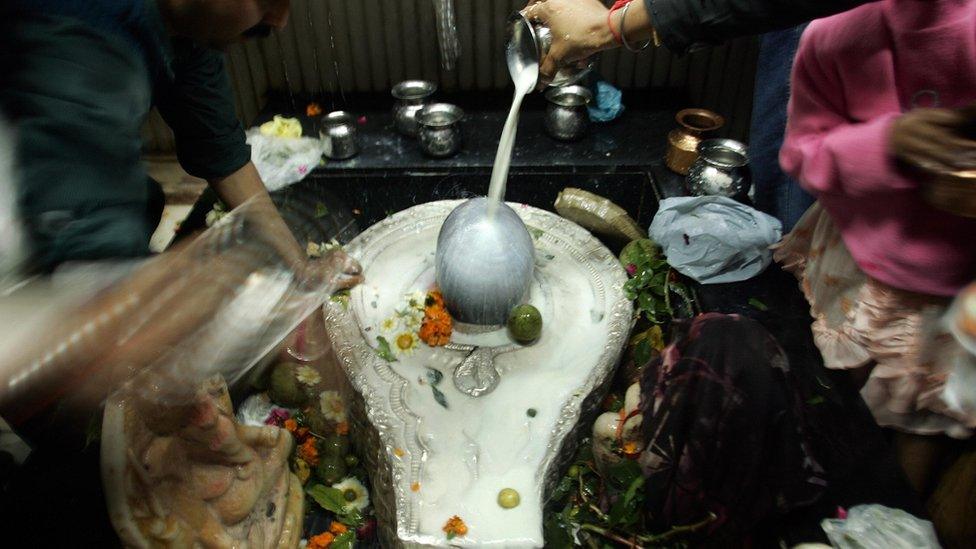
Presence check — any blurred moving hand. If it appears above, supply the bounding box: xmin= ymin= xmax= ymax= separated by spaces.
xmin=0 ymin=196 xmax=362 ymax=439
xmin=891 ymin=106 xmax=976 ymax=174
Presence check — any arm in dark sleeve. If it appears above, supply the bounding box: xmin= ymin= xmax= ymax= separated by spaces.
xmin=154 ymin=41 xmax=250 ymax=181
xmin=645 ymin=0 xmax=872 ymax=54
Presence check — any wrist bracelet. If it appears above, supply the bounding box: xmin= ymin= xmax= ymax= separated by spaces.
xmin=620 ymin=1 xmax=652 ymax=52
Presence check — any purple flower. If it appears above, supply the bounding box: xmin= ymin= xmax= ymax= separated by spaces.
xmin=265 ymin=407 xmax=290 ymax=426
xmin=626 ymin=264 xmax=637 ymax=276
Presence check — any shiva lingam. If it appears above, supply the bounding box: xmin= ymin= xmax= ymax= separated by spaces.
xmin=323 ymin=201 xmax=632 ymax=547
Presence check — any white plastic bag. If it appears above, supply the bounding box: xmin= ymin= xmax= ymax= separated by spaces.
xmin=245 ymin=128 xmax=324 ymax=192
xmin=821 ymin=505 xmax=941 ymax=549
xmin=649 ymin=196 xmax=783 ymax=284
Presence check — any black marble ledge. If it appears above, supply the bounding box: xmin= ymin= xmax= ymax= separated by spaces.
xmin=257 ymin=90 xmax=684 ymax=173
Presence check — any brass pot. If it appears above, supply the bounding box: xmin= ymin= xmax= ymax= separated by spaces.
xmin=664 ymin=109 xmax=725 ymax=175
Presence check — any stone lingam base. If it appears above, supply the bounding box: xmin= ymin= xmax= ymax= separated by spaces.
xmin=324 ymin=200 xmax=632 ymax=548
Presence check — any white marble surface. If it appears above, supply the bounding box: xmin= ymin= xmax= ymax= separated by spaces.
xmin=326 ymin=201 xmax=632 ymax=548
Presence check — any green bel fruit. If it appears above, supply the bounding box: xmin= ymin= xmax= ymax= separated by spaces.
xmin=619 ymin=238 xmax=661 ymax=269
xmin=497 ymin=488 xmax=521 ymax=509
xmin=508 ymin=304 xmax=542 ymax=344
xmin=267 ymin=363 xmax=309 ymax=408
xmin=315 ymin=456 xmax=347 ymax=485
xmin=320 ymin=434 xmax=351 ymax=457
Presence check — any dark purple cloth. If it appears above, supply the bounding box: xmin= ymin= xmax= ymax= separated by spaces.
xmin=639 ymin=313 xmax=826 ymax=542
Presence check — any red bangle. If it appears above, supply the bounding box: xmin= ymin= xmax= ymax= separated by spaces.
xmin=607 ymin=0 xmax=630 ymax=45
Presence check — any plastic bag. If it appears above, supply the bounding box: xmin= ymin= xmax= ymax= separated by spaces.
xmin=246 ymin=128 xmax=324 ymax=192
xmin=648 ymin=196 xmax=782 ymax=284
xmin=821 ymin=505 xmax=941 ymax=549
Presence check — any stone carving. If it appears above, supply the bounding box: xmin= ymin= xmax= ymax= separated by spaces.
xmin=101 ymin=376 xmax=304 ymax=549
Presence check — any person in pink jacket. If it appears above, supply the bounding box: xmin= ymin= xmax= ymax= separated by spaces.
xmin=774 ymin=0 xmax=976 ymax=497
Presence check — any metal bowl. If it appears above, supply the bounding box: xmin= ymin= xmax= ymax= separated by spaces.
xmin=507 ymin=12 xmax=594 ymax=88
xmin=416 ymin=103 xmax=464 ymax=158
xmin=435 ymin=197 xmax=535 ymax=325
xmin=391 ymin=80 xmax=437 ymax=137
xmin=544 ymin=85 xmax=593 ymax=141
xmin=686 ymin=138 xmax=751 ymax=197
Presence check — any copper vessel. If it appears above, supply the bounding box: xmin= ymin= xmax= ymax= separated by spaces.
xmin=664 ymin=109 xmax=725 ymax=175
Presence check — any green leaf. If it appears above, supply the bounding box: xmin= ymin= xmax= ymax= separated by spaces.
xmin=633 ymin=338 xmax=653 ymax=367
xmin=748 ymin=297 xmax=769 ymax=311
xmin=426 ymin=367 xmax=444 ymax=386
xmin=528 ymin=227 xmax=544 ymax=239
xmin=338 ymin=508 xmax=365 ymax=528
xmin=432 ymin=386 xmax=449 ymax=409
xmin=606 ymin=459 xmax=642 ymax=490
xmin=330 ymin=531 xmax=356 ymax=549
xmin=543 ymin=508 xmax=576 ymax=549
xmin=806 ymin=395 xmax=826 ymax=406
xmin=307 ymin=485 xmax=347 ymax=515
xmin=375 ymin=336 xmax=397 ymax=362
xmin=447 ymin=532 xmax=457 ymax=540
xmin=315 ymin=202 xmax=329 ymax=218
xmin=551 ymin=476 xmax=575 ymax=501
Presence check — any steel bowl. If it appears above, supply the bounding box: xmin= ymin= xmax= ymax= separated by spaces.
xmin=544 ymin=85 xmax=593 ymax=141
xmin=686 ymin=138 xmax=751 ymax=197
xmin=391 ymin=80 xmax=437 ymax=138
xmin=417 ymin=103 xmax=463 ymax=158
xmin=319 ymin=111 xmax=359 ymax=160
xmin=435 ymin=197 xmax=535 ymax=325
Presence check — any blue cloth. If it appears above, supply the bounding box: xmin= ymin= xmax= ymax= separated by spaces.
xmin=749 ymin=25 xmax=814 ymax=232
xmin=587 ymin=80 xmax=626 ymax=123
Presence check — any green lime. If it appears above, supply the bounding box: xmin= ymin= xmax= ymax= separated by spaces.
xmin=508 ymin=304 xmax=542 ymax=344
xmin=497 ymin=488 xmax=521 ymax=509
xmin=343 ymin=454 xmax=359 ymax=468
xmin=320 ymin=434 xmax=350 ymax=457
xmin=315 ymin=456 xmax=347 ymax=485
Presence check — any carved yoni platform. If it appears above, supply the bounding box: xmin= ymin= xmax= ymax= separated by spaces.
xmin=324 ymin=201 xmax=632 ymax=547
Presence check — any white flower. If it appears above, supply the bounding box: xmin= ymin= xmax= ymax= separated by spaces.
xmin=306 ymin=241 xmax=323 ymax=258
xmin=319 ymin=390 xmax=348 ymax=422
xmin=205 ymin=203 xmax=228 ymax=227
xmin=407 ymin=290 xmax=428 ymax=311
xmin=394 ymin=332 xmax=419 ymax=355
xmin=235 ymin=393 xmax=275 ymax=426
xmin=332 ymin=477 xmax=370 ymax=511
xmin=296 ymin=365 xmax=321 ymax=386
xmin=380 ymin=317 xmax=399 ymax=333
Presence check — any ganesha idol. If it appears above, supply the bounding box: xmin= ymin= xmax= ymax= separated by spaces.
xmin=101 ymin=376 xmax=305 ymax=548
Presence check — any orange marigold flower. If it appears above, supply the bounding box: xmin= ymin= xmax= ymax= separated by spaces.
xmin=621 ymin=441 xmax=641 ymax=459
xmin=336 ymin=421 xmax=350 ymax=436
xmin=443 ymin=515 xmax=468 ymax=538
xmin=283 ymin=418 xmax=298 ymax=432
xmin=306 ymin=102 xmax=323 ymax=117
xmin=425 ymin=290 xmax=445 ymax=308
xmin=307 ymin=531 xmax=334 ymax=549
xmin=298 ymin=437 xmax=320 ymax=466
xmin=419 ymin=306 xmax=452 ymax=347
xmin=329 ymin=522 xmax=348 ymax=535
